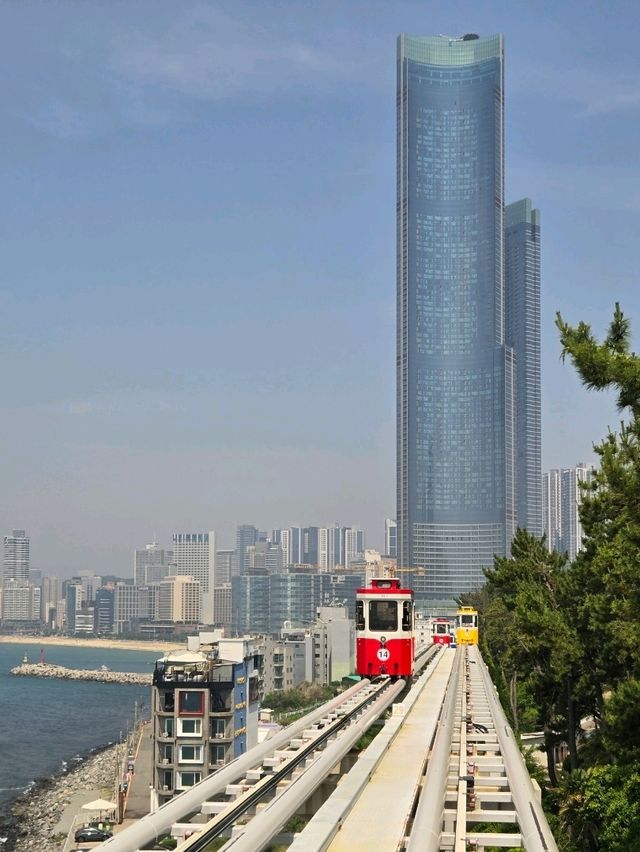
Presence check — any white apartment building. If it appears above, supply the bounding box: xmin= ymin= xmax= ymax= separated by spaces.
xmin=3 ymin=529 xmax=30 ymax=581
xmin=172 ymin=532 xmax=216 ymax=623
xmin=1 ymin=579 xmax=40 ymax=622
xmin=158 ymin=575 xmax=201 ymax=624
xmin=213 ymin=584 xmax=232 ymax=628
xmin=113 ymin=583 xmax=154 ymax=634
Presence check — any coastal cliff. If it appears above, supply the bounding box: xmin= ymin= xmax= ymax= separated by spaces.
xmin=10 ymin=662 xmax=152 ymax=685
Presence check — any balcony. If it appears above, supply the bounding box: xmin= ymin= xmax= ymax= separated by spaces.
xmin=210 ymin=730 xmax=231 ymax=742
xmin=157 ymin=732 xmax=175 ymax=742
xmin=153 ymin=662 xmax=234 ymax=688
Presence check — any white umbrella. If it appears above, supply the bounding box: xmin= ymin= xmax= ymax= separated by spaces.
xmin=81 ymin=798 xmax=117 ymax=812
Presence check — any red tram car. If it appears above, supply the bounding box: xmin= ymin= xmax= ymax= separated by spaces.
xmin=355 ymin=578 xmax=414 ymax=678
xmin=431 ymin=617 xmax=454 ymax=646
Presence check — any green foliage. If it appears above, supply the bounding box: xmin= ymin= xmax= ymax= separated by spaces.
xmin=282 ymin=815 xmax=308 ymax=833
xmin=601 ymin=678 xmax=640 ymax=763
xmin=353 ymin=721 xmax=382 ymax=753
xmin=262 ymin=682 xmax=337 ymax=713
xmin=558 ymin=766 xmax=640 ymax=852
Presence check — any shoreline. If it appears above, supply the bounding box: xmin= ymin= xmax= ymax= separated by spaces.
xmin=0 ymin=740 xmax=121 ymax=852
xmin=0 ymin=634 xmax=177 ymax=653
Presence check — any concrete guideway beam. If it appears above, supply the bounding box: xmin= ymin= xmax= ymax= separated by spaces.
xmin=289 ymin=646 xmax=449 ymax=852
xmin=406 ymin=648 xmax=463 ymax=852
xmin=174 ymin=681 xmax=394 ymax=849
xmin=471 ymin=646 xmax=559 ymax=852
xmin=217 ymin=678 xmax=406 ymax=852
xmin=97 ymin=679 xmax=371 ymax=852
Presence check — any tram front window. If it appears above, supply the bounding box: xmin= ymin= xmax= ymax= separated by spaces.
xmin=369 ymin=600 xmax=398 ymax=631
xmin=460 ymin=615 xmax=476 ymax=626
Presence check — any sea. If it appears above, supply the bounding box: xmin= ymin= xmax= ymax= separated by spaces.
xmin=0 ymin=642 xmax=160 ymax=813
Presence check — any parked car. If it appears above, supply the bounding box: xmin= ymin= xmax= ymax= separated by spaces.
xmin=74 ymin=826 xmax=113 ymax=842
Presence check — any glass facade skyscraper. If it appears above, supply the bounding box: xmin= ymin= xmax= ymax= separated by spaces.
xmin=505 ymin=199 xmax=542 ymax=537
xmin=397 ymin=33 xmax=539 ymax=600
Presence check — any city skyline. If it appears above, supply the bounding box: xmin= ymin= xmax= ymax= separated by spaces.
xmin=2 ymin=2 xmax=639 ymax=576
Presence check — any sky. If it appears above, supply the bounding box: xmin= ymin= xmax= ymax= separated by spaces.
xmin=1 ymin=0 xmax=639 ymax=576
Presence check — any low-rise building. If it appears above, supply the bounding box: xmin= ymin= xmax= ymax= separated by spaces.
xmin=151 ymin=633 xmax=263 ymax=808
xmin=263 ymin=631 xmax=313 ymax=693
xmin=312 ymin=605 xmax=355 ymax=684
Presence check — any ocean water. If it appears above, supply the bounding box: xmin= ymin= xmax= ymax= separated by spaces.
xmin=0 ymin=643 xmax=160 ymax=811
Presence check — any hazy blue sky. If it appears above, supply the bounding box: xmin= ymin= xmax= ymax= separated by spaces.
xmin=1 ymin=1 xmax=639 ymax=575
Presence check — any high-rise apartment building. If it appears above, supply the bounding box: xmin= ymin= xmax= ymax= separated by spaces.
xmin=385 ymin=519 xmax=397 ymax=558
xmin=505 ymin=199 xmax=542 ymax=536
xmin=543 ymin=463 xmax=595 ymax=562
xmin=172 ymin=532 xmax=216 ymax=623
xmin=3 ymin=529 xmax=30 ymax=581
xmin=214 ymin=549 xmax=235 ymax=586
xmin=542 ymin=468 xmax=563 ymax=554
xmin=41 ymin=575 xmax=62 ymax=627
xmin=134 ymin=542 xmax=173 ymax=586
xmin=234 ymin=525 xmax=260 ymax=575
xmin=397 ymin=33 xmax=540 ymax=599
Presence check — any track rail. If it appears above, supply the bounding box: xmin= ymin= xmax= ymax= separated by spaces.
xmin=408 ymin=645 xmax=558 ymax=852
xmin=176 ymin=678 xmax=404 ymax=851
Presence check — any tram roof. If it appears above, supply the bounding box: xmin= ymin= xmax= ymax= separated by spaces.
xmin=357 ymin=578 xmax=413 ymax=596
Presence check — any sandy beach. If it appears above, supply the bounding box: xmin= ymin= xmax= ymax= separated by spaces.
xmin=0 ymin=634 xmax=177 ymax=653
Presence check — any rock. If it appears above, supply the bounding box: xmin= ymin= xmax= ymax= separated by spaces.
xmin=2 ymin=743 xmax=121 ymax=852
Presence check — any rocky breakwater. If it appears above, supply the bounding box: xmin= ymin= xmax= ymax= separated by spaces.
xmin=10 ymin=662 xmax=152 ymax=685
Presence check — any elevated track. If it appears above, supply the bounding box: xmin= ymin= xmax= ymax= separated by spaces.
xmin=100 ymin=645 xmax=557 ymax=852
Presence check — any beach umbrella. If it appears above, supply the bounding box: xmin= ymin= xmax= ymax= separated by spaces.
xmin=81 ymin=798 xmax=117 ymax=812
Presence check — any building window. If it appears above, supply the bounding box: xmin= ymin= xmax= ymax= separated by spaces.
xmin=211 ymin=744 xmax=226 ymax=765
xmin=176 ymin=771 xmax=201 ymax=789
xmin=160 ymin=718 xmax=174 ymax=737
xmin=178 ymin=744 xmax=203 ymax=764
xmin=179 ymin=691 xmax=205 ymax=715
xmin=211 ymin=719 xmax=226 ymax=738
xmin=177 ymin=718 xmax=202 ymax=736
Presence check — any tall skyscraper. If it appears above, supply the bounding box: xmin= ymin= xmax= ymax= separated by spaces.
xmin=397 ymin=33 xmax=540 ymax=599
xmin=3 ymin=529 xmax=30 ymax=580
xmin=505 ymin=199 xmax=542 ymax=536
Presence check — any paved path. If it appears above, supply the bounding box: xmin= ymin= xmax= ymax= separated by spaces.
xmin=124 ymin=723 xmax=153 ymax=819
